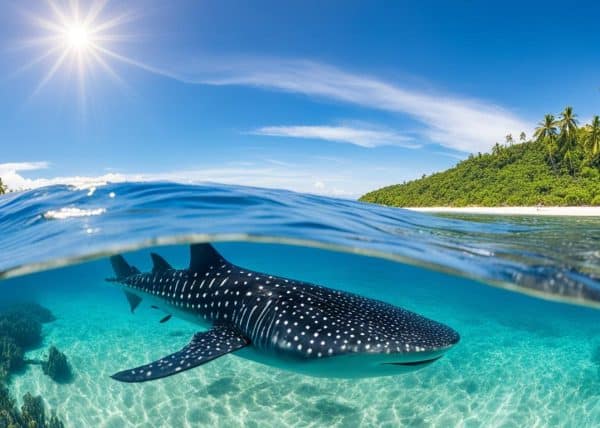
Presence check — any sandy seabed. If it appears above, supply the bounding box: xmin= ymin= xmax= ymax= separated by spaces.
xmin=8 ymin=286 xmax=600 ymax=428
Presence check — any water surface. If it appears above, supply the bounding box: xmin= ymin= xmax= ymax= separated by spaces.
xmin=0 ymin=182 xmax=598 ymax=427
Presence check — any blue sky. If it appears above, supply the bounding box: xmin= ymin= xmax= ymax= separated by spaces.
xmin=0 ymin=0 xmax=598 ymax=197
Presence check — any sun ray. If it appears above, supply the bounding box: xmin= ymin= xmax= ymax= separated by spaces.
xmin=88 ymin=12 xmax=136 ymax=35
xmin=83 ymin=0 xmax=109 ymax=27
xmin=12 ymin=45 xmax=64 ymax=76
xmin=32 ymin=49 xmax=70 ymax=96
xmin=45 ymin=0 xmax=70 ymax=28
xmin=88 ymin=47 xmax=128 ymax=88
xmin=91 ymin=43 xmax=180 ymax=80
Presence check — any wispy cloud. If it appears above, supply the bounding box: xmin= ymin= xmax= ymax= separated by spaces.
xmin=0 ymin=161 xmax=49 ymax=172
xmin=147 ymin=57 xmax=531 ymax=153
xmin=252 ymin=125 xmax=419 ymax=148
xmin=68 ymin=49 xmax=531 ymax=153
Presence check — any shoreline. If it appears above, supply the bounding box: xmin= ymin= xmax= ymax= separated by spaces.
xmin=405 ymin=206 xmax=600 ymax=217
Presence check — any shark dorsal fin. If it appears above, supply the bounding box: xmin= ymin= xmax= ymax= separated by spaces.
xmin=189 ymin=243 xmax=226 ymax=273
xmin=150 ymin=253 xmax=173 ymax=273
xmin=110 ymin=255 xmax=140 ymax=279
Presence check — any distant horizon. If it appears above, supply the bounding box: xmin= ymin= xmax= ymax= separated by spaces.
xmin=1 ymin=0 xmax=598 ymax=197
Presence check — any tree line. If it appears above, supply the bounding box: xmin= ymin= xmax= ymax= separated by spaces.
xmin=360 ymin=106 xmax=600 ymax=207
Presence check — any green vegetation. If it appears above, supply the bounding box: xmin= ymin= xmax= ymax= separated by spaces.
xmin=361 ymin=107 xmax=600 ymax=207
xmin=0 ymin=178 xmax=6 ymax=195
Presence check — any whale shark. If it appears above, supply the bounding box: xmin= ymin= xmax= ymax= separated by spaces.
xmin=107 ymin=243 xmax=459 ymax=382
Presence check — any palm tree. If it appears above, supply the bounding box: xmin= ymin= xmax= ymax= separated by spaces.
xmin=505 ymin=134 xmax=514 ymax=145
xmin=534 ymin=114 xmax=558 ymax=173
xmin=519 ymin=131 xmax=527 ymax=142
xmin=0 ymin=178 xmax=6 ymax=195
xmin=558 ymin=106 xmax=578 ymax=173
xmin=492 ymin=142 xmax=501 ymax=156
xmin=585 ymin=115 xmax=600 ymax=164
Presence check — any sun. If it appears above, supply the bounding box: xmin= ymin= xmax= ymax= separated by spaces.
xmin=65 ymin=24 xmax=91 ymax=50
xmin=21 ymin=0 xmax=136 ymax=97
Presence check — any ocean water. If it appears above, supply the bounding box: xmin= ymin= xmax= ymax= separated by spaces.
xmin=0 ymin=182 xmax=599 ymax=427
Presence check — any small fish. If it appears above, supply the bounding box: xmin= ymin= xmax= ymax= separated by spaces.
xmin=159 ymin=314 xmax=172 ymax=323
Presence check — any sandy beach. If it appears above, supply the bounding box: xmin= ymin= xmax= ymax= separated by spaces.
xmin=406 ymin=206 xmax=600 ymax=217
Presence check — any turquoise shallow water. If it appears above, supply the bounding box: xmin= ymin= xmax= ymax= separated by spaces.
xmin=0 ymin=182 xmax=599 ymax=427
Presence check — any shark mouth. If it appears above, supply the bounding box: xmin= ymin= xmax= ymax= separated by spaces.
xmin=383 ymin=356 xmax=443 ymax=367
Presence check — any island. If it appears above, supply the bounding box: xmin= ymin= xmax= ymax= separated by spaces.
xmin=360 ymin=107 xmax=600 ymax=207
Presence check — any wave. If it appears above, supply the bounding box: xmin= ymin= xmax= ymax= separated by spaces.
xmin=0 ymin=182 xmax=598 ymax=308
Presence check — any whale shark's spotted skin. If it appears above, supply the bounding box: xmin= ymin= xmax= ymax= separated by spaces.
xmin=108 ymin=244 xmax=459 ymax=382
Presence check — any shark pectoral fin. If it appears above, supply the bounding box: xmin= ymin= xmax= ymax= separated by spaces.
xmin=124 ymin=291 xmax=142 ymax=313
xmin=110 ymin=326 xmax=250 ymax=383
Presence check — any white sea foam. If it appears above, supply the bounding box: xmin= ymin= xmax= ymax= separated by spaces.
xmin=43 ymin=207 xmax=106 ymax=220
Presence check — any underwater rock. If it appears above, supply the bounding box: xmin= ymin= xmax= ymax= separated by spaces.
xmin=41 ymin=347 xmax=72 ymax=383
xmin=592 ymin=345 xmax=600 ymax=365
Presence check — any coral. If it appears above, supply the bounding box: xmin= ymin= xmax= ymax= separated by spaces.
xmin=0 ymin=304 xmax=64 ymax=428
xmin=0 ymin=366 xmax=8 ymax=386
xmin=0 ymin=337 xmax=24 ymax=377
xmin=0 ymin=314 xmax=41 ymax=350
xmin=0 ymin=385 xmax=20 ymax=428
xmin=0 ymin=303 xmax=56 ymax=350
xmin=0 ymin=387 xmax=64 ymax=428
xmin=41 ymin=348 xmax=72 ymax=384
xmin=20 ymin=393 xmax=45 ymax=428
xmin=3 ymin=305 xmax=55 ymax=325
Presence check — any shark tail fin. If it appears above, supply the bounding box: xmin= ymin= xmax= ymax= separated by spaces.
xmin=189 ymin=243 xmax=228 ymax=273
xmin=109 ymin=255 xmax=140 ymax=280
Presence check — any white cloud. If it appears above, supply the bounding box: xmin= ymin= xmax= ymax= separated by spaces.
xmin=165 ymin=58 xmax=531 ymax=153
xmin=252 ymin=125 xmax=419 ymax=148
xmin=0 ymin=161 xmax=372 ymax=198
